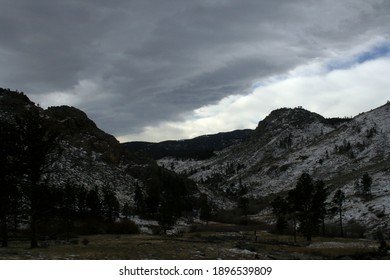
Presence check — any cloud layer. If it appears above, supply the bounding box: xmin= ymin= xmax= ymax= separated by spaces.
xmin=1 ymin=0 xmax=389 ymax=141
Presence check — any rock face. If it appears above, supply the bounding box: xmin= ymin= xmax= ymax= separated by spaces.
xmin=159 ymin=104 xmax=390 ymax=236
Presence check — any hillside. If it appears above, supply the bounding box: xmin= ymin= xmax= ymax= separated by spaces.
xmin=159 ymin=104 xmax=390 ymax=237
xmin=0 ymin=88 xmax=198 ymax=245
xmin=1 ymin=89 xmax=137 ymax=199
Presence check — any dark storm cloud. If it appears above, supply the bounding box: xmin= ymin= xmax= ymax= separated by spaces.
xmin=1 ymin=0 xmax=389 ymax=139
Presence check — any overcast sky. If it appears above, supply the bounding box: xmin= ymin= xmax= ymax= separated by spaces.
xmin=1 ymin=0 xmax=390 ymax=142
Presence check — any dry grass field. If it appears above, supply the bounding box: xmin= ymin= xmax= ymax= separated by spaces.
xmin=0 ymin=225 xmax=387 ymax=260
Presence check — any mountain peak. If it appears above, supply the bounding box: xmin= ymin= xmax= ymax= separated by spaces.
xmin=45 ymin=105 xmax=99 ymax=133
xmin=0 ymin=88 xmax=36 ymax=119
xmin=253 ymin=107 xmax=326 ymax=139
xmin=265 ymin=106 xmax=325 ymax=126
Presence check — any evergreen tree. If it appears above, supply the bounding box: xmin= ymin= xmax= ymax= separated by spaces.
xmin=157 ymin=191 xmax=177 ymax=234
xmin=19 ymin=109 xmax=57 ymax=248
xmin=0 ymin=121 xmax=21 ymax=247
xmin=271 ymin=195 xmax=289 ymax=232
xmin=361 ymin=173 xmax=372 ymax=197
xmin=101 ymin=185 xmax=120 ymax=222
xmin=331 ymin=189 xmax=345 ymax=237
xmin=133 ymin=182 xmax=145 ymax=216
xmin=237 ymin=177 xmax=249 ymax=216
xmin=121 ymin=202 xmax=132 ymax=219
xmin=287 ymin=173 xmax=327 ymax=241
xmin=199 ymin=195 xmax=211 ymax=225
xmin=145 ymin=183 xmax=160 ymax=217
xmin=60 ymin=181 xmax=77 ymax=241
xmin=313 ymin=180 xmax=328 ymax=235
xmin=76 ymin=185 xmax=88 ymax=215
xmin=86 ymin=186 xmax=102 ymax=218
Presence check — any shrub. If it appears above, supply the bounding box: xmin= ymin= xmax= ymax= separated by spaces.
xmin=105 ymin=219 xmax=140 ymax=234
xmin=344 ymin=220 xmax=367 ymax=238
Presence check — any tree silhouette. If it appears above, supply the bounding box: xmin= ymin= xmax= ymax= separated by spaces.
xmin=86 ymin=186 xmax=102 ymax=218
xmin=0 ymin=121 xmax=22 ymax=247
xmin=271 ymin=195 xmax=289 ymax=233
xmin=133 ymin=182 xmax=145 ymax=216
xmin=331 ymin=189 xmax=345 ymax=237
xmin=237 ymin=177 xmax=249 ymax=216
xmin=287 ymin=173 xmax=327 ymax=241
xmin=19 ymin=109 xmax=58 ymax=248
xmin=361 ymin=173 xmax=372 ymax=197
xmin=199 ymin=194 xmax=211 ymax=225
xmin=60 ymin=181 xmax=77 ymax=241
xmin=101 ymin=185 xmax=119 ymax=222
xmin=157 ymin=194 xmax=176 ymax=234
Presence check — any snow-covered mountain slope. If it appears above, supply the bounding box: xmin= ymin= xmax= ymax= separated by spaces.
xmin=159 ymin=103 xmax=390 ymax=235
xmin=1 ymin=89 xmax=144 ymax=205
xmin=1 ymin=89 xmax=196 ymax=208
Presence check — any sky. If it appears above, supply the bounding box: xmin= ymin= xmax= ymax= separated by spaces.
xmin=1 ymin=0 xmax=390 ymax=142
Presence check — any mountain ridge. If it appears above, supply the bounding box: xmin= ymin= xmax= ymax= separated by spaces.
xmin=0 ymin=88 xmax=198 ymax=213
xmin=123 ymin=129 xmax=253 ymax=160
xmin=159 ymin=102 xmax=390 ymax=236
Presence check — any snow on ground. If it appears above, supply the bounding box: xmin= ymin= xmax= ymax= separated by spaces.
xmin=308 ymin=241 xmax=376 ymax=249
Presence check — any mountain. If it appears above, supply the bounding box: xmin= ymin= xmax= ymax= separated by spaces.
xmin=1 ymin=89 xmax=138 ymax=198
xmin=123 ymin=129 xmax=253 ymax=160
xmin=159 ymin=104 xmax=390 ymax=236
xmin=1 ymin=88 xmax=198 ymax=242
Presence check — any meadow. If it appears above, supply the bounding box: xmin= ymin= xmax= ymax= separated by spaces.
xmin=0 ymin=224 xmax=385 ymax=260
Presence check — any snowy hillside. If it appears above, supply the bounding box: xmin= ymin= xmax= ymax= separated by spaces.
xmin=0 ymin=89 xmax=196 ymax=210
xmin=159 ymin=103 xmax=390 ymax=236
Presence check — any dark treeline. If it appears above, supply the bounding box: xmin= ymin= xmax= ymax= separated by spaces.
xmin=130 ymin=165 xmax=196 ymax=234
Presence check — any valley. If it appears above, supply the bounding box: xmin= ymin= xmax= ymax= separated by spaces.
xmin=1 ymin=88 xmax=390 ymax=259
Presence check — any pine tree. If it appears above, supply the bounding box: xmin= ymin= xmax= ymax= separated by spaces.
xmin=271 ymin=196 xmax=289 ymax=232
xmin=19 ymin=109 xmax=57 ymax=248
xmin=133 ymin=182 xmax=145 ymax=216
xmin=102 ymin=185 xmax=120 ymax=222
xmin=199 ymin=195 xmax=211 ymax=225
xmin=145 ymin=183 xmax=160 ymax=217
xmin=60 ymin=181 xmax=77 ymax=241
xmin=86 ymin=186 xmax=102 ymax=218
xmin=157 ymin=191 xmax=177 ymax=234
xmin=313 ymin=180 xmax=328 ymax=236
xmin=287 ymin=173 xmax=327 ymax=241
xmin=332 ymin=189 xmax=345 ymax=237
xmin=121 ymin=202 xmax=132 ymax=219
xmin=0 ymin=121 xmax=21 ymax=247
xmin=361 ymin=173 xmax=372 ymax=197
xmin=237 ymin=177 xmax=249 ymax=216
